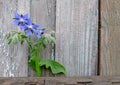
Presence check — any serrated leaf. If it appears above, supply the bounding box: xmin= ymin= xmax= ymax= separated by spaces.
xmin=20 ymin=34 xmax=28 ymax=38
xmin=40 ymin=59 xmax=66 ymax=75
xmin=6 ymin=32 xmax=28 ymax=45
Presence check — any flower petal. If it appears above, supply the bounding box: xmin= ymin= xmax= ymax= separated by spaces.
xmin=37 ymin=34 xmax=42 ymax=38
xmin=31 ymin=29 xmax=37 ymax=34
xmin=39 ymin=29 xmax=45 ymax=34
xmin=27 ymin=19 xmax=32 ymax=25
xmin=23 ymin=14 xmax=29 ymax=19
xmin=14 ymin=12 xmax=21 ymax=19
xmin=12 ymin=20 xmax=19 ymax=25
xmin=36 ymin=29 xmax=45 ymax=38
xmin=26 ymin=30 xmax=32 ymax=36
xmin=33 ymin=24 xmax=39 ymax=29
xmin=19 ymin=24 xmax=27 ymax=30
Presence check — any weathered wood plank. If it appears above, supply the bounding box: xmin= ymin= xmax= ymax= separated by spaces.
xmin=56 ymin=0 xmax=98 ymax=76
xmin=0 ymin=0 xmax=30 ymax=77
xmin=100 ymin=0 xmax=120 ymax=76
xmin=30 ymin=0 xmax=56 ymax=77
xmin=0 ymin=77 xmax=120 ymax=85
xmin=0 ymin=78 xmax=45 ymax=85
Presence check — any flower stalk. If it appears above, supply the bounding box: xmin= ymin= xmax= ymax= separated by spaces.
xmin=6 ymin=12 xmax=66 ymax=77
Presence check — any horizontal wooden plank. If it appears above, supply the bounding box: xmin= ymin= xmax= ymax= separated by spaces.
xmin=0 ymin=77 xmax=120 ymax=85
xmin=0 ymin=78 xmax=45 ymax=85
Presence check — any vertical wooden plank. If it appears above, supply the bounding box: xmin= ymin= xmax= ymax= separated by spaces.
xmin=56 ymin=0 xmax=98 ymax=76
xmin=30 ymin=0 xmax=56 ymax=76
xmin=0 ymin=0 xmax=30 ymax=77
xmin=100 ymin=0 xmax=120 ymax=76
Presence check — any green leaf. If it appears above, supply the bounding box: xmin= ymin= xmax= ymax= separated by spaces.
xmin=28 ymin=57 xmax=36 ymax=71
xmin=28 ymin=56 xmax=42 ymax=77
xmin=6 ymin=32 xmax=28 ymax=45
xmin=20 ymin=34 xmax=28 ymax=38
xmin=34 ymin=56 xmax=41 ymax=77
xmin=40 ymin=59 xmax=66 ymax=75
xmin=20 ymin=39 xmax=24 ymax=44
xmin=43 ymin=33 xmax=55 ymax=44
xmin=30 ymin=48 xmax=37 ymax=58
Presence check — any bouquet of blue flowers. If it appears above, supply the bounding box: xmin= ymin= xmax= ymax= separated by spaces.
xmin=6 ymin=12 xmax=66 ymax=76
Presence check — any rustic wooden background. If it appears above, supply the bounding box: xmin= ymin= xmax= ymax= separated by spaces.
xmin=1 ymin=77 xmax=120 ymax=85
xmin=0 ymin=0 xmax=120 ymax=77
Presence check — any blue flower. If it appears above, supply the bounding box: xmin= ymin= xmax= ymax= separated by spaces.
xmin=36 ymin=29 xmax=45 ymax=38
xmin=19 ymin=23 xmax=28 ymax=30
xmin=24 ymin=19 xmax=39 ymax=36
xmin=13 ymin=12 xmax=29 ymax=30
xmin=12 ymin=12 xmax=45 ymax=37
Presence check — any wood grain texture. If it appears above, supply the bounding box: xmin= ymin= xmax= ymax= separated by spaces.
xmin=29 ymin=0 xmax=56 ymax=77
xmin=0 ymin=77 xmax=120 ymax=85
xmin=100 ymin=0 xmax=120 ymax=76
xmin=0 ymin=0 xmax=30 ymax=77
xmin=56 ymin=0 xmax=98 ymax=76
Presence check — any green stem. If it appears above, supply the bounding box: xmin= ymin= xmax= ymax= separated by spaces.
xmin=37 ymin=45 xmax=41 ymax=59
xmin=35 ymin=44 xmax=42 ymax=77
xmin=25 ymin=38 xmax=32 ymax=48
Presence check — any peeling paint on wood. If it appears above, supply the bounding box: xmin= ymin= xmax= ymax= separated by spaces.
xmin=0 ymin=0 xmax=30 ymax=77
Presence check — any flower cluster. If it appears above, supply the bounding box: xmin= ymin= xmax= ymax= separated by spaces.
xmin=13 ymin=12 xmax=45 ymax=38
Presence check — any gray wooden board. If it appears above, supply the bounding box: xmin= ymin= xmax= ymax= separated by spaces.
xmin=55 ymin=0 xmax=98 ymax=76
xmin=29 ymin=0 xmax=56 ymax=77
xmin=100 ymin=0 xmax=120 ymax=76
xmin=0 ymin=0 xmax=30 ymax=77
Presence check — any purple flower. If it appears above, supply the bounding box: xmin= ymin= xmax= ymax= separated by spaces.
xmin=36 ymin=29 xmax=45 ymax=38
xmin=13 ymin=12 xmax=29 ymax=30
xmin=24 ymin=19 xmax=39 ymax=36
xmin=12 ymin=12 xmax=45 ymax=37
